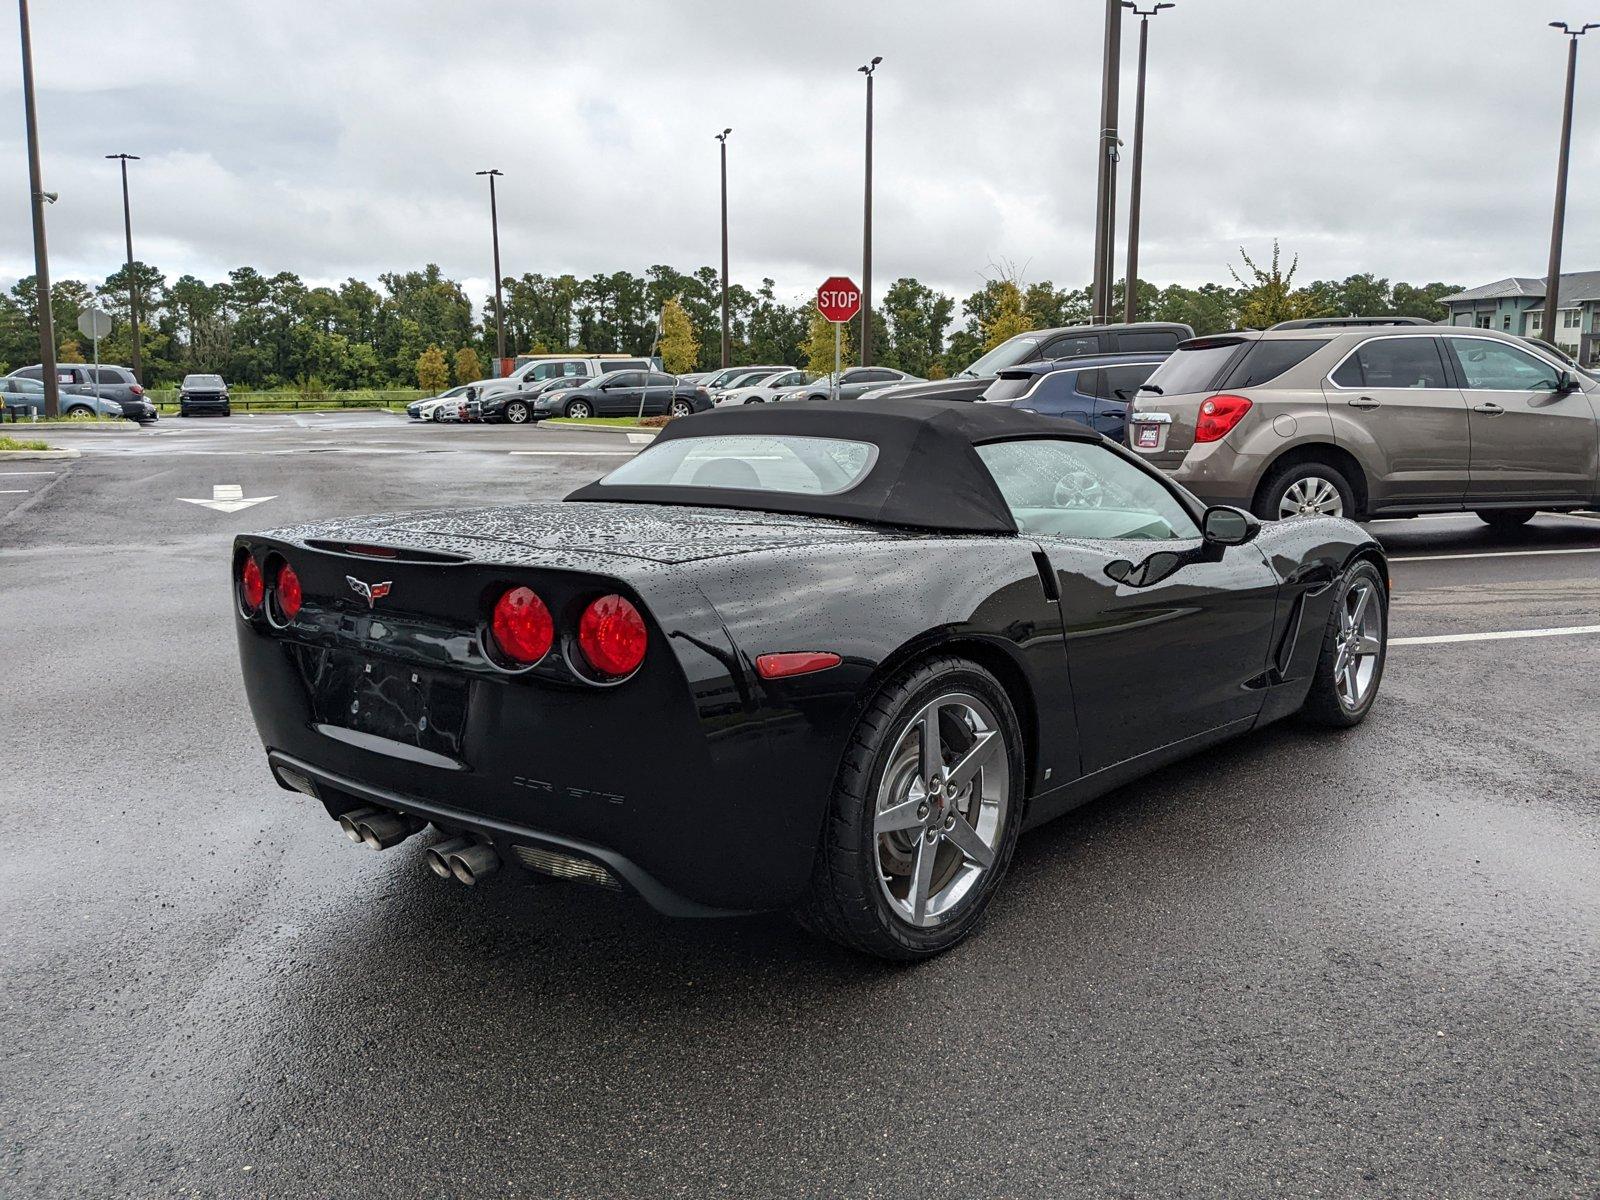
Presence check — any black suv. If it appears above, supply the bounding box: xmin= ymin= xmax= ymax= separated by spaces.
xmin=872 ymin=321 xmax=1195 ymax=403
xmin=178 ymin=374 xmax=230 ymax=416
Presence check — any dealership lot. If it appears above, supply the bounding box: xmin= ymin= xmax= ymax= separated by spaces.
xmin=2 ymin=413 xmax=1596 ymax=1198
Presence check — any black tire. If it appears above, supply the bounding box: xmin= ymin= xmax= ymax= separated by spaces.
xmin=504 ymin=400 xmax=530 ymax=425
xmin=1474 ymin=509 xmax=1536 ymax=529
xmin=1299 ymin=559 xmax=1388 ymax=728
xmin=564 ymin=399 xmax=592 ymax=419
xmin=795 ymin=655 xmax=1026 ymax=961
xmin=1255 ymin=459 xmax=1358 ymax=521
xmin=744 ymin=397 xmax=765 ymax=404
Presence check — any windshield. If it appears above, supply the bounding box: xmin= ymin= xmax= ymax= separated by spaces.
xmin=1140 ymin=341 xmax=1241 ymax=397
xmin=959 ymin=336 xmax=1042 ymax=379
xmin=598 ymin=434 xmax=879 ymax=495
xmin=183 ymin=375 xmax=224 ymax=387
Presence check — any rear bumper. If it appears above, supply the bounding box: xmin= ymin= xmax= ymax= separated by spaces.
xmin=1149 ymin=439 xmax=1260 ymax=509
xmin=270 ymin=750 xmax=743 ymax=917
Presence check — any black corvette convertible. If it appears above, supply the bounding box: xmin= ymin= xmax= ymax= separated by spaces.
xmin=234 ymin=399 xmax=1388 ymax=959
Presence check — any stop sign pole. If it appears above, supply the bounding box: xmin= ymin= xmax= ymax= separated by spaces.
xmin=815 ymin=276 xmax=862 ymax=403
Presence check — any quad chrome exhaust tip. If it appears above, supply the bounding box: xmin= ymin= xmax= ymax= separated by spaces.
xmin=337 ymin=807 xmax=383 ymax=843
xmin=424 ymin=836 xmax=475 ymax=879
xmin=342 ymin=809 xmax=425 ymax=851
xmin=429 ymin=840 xmax=501 ymax=886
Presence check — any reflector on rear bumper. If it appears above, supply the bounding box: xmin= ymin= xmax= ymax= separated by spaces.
xmin=514 ymin=845 xmax=622 ymax=890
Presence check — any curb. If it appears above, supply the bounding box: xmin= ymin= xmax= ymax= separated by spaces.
xmin=549 ymin=421 xmax=662 ymax=436
xmin=0 ymin=448 xmax=81 ymax=460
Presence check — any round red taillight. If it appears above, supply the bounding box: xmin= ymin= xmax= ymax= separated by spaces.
xmin=277 ymin=563 xmax=303 ymax=621
xmin=240 ymin=556 xmax=265 ymax=610
xmin=491 ymin=586 xmax=554 ymax=665
xmin=577 ymin=594 xmax=647 ymax=678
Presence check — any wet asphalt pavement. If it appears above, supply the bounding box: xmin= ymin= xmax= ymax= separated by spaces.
xmin=2 ymin=413 xmax=1596 ymax=1198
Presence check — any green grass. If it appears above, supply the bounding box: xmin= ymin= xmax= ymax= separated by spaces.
xmin=0 ymin=435 xmax=53 ymax=451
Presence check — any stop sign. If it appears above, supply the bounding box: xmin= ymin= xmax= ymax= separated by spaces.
xmin=816 ymin=276 xmax=862 ymax=324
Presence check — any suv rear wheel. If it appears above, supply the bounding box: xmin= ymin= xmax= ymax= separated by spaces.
xmin=1256 ymin=460 xmax=1356 ymax=521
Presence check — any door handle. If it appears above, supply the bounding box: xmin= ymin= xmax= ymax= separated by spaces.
xmin=1472 ymin=402 xmax=1505 ymax=415
xmin=1346 ymin=396 xmax=1380 ymax=410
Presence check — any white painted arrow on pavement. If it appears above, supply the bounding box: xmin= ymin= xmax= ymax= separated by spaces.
xmin=177 ymin=483 xmax=277 ymax=513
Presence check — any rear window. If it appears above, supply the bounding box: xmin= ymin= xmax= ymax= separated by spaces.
xmin=1139 ymin=341 xmax=1242 ymax=398
xmin=1222 ymin=339 xmax=1324 ymax=389
xmin=598 ymin=434 xmax=878 ymax=496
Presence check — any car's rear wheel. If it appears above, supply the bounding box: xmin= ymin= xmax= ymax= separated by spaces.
xmin=1299 ymin=559 xmax=1387 ymax=728
xmin=796 ymin=655 xmax=1024 ymax=960
xmin=1475 ymin=508 xmax=1536 ymax=529
xmin=1256 ymin=460 xmax=1356 ymax=521
xmin=564 ymin=399 xmax=592 ymax=419
xmin=669 ymin=398 xmax=694 ymax=417
xmin=504 ymin=400 xmax=530 ymax=424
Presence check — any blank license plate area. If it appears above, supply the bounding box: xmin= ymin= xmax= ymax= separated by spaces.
xmin=301 ymin=649 xmax=468 ymax=759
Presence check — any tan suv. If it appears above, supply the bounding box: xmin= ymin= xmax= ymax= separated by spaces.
xmin=1127 ymin=327 xmax=1600 ymax=526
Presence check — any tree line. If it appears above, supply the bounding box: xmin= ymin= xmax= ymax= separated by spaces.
xmin=0 ymin=246 xmax=1461 ymax=389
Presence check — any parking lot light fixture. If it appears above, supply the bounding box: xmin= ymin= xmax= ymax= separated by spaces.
xmin=859 ymin=57 xmax=882 ymax=366
xmin=106 ymin=153 xmax=142 ymax=383
xmin=716 ymin=129 xmax=732 ymax=369
xmin=476 ymin=169 xmax=506 ymax=373
xmin=1121 ymin=3 xmax=1174 ymax=324
xmin=1539 ymin=22 xmax=1597 ymax=351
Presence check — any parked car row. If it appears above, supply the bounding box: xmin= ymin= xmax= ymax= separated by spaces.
xmin=408 ymin=372 xmax=713 ymax=425
xmin=2 ymin=363 xmax=158 ymax=422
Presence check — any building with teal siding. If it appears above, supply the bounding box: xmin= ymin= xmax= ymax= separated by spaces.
xmin=1440 ymin=272 xmax=1599 ymax=363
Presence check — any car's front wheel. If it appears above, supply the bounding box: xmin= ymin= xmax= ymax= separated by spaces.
xmin=430 ymin=408 xmax=443 ymax=423
xmin=504 ymin=400 xmax=531 ymax=424
xmin=66 ymin=405 xmax=95 ymax=420
xmin=1475 ymin=508 xmax=1536 ymax=529
xmin=796 ymin=655 xmax=1024 ymax=960
xmin=1256 ymin=460 xmax=1357 ymax=521
xmin=564 ymin=399 xmax=592 ymax=419
xmin=1299 ymin=559 xmax=1387 ymax=728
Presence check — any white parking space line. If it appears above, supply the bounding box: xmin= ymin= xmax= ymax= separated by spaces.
xmin=1391 ymin=624 xmax=1600 ymax=646
xmin=0 ymin=471 xmax=56 ymax=476
xmin=1389 ymin=547 xmax=1600 ymax=564
xmin=509 ymin=450 xmax=636 ymax=457
xmin=0 ymin=488 xmax=29 ymax=494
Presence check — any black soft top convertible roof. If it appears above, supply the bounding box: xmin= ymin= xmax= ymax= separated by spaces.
xmin=565 ymin=397 xmax=1100 ymax=533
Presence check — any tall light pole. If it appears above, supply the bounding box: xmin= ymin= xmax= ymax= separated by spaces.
xmin=106 ymin=153 xmax=142 ymax=382
xmin=1122 ymin=3 xmax=1173 ymax=325
xmin=859 ymin=56 xmax=882 ymax=366
xmin=715 ymin=128 xmax=732 ymax=369
xmin=476 ymin=169 xmax=506 ymax=372
xmin=1539 ymin=22 xmax=1596 ymax=351
xmin=1090 ymin=0 xmax=1124 ymax=323
xmin=18 ymin=0 xmax=59 ymax=417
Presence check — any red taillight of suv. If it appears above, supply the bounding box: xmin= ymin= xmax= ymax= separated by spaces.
xmin=491 ymin=586 xmax=554 ymax=665
xmin=130 ymin=384 xmax=145 ymax=396
xmin=1194 ymin=394 xmax=1253 ymax=443
xmin=240 ymin=556 xmax=265 ymax=611
xmin=577 ymin=594 xmax=647 ymax=678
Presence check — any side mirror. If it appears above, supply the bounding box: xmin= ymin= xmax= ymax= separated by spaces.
xmin=1556 ymin=370 xmax=1579 ymax=395
xmin=1202 ymin=505 xmax=1260 ymax=546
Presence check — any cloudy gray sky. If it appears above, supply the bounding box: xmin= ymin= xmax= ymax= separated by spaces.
xmin=4 ymin=0 xmax=1598 ymax=309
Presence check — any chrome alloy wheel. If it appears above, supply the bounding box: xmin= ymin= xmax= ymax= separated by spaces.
xmin=873 ymin=692 xmax=1009 ymax=928
xmin=670 ymin=398 xmax=693 ymax=417
xmin=1334 ymin=578 xmax=1383 ymax=711
xmin=1279 ymin=475 xmax=1344 ymax=518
